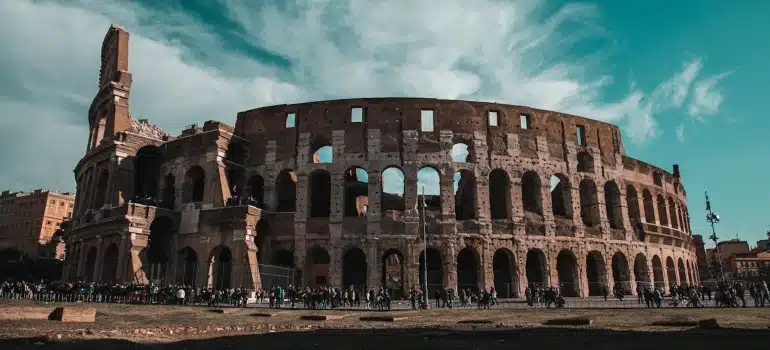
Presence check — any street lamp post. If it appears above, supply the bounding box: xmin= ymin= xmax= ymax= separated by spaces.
xmin=420 ymin=185 xmax=430 ymax=309
xmin=705 ymin=191 xmax=725 ymax=281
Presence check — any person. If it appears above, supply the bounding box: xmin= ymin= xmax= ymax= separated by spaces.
xmin=176 ymin=287 xmax=186 ymax=306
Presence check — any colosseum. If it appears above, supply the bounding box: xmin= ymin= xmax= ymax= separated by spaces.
xmin=62 ymin=25 xmax=699 ymax=298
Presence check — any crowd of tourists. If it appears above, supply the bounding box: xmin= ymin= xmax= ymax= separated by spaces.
xmin=1 ymin=279 xmax=769 ymax=309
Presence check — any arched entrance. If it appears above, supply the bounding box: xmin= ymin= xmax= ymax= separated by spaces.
xmin=525 ymin=249 xmax=548 ymax=287
xmin=665 ymin=257 xmax=677 ymax=288
xmin=456 ymin=247 xmax=479 ymax=291
xmin=177 ymin=247 xmax=198 ymax=287
xmin=677 ymin=258 xmax=687 ymax=285
xmin=633 ymin=253 xmax=651 ymax=289
xmin=83 ymin=247 xmax=97 ymax=282
xmin=586 ymin=251 xmax=607 ymax=296
xmin=382 ymin=249 xmax=405 ymax=298
xmin=419 ymin=248 xmax=443 ymax=295
xmin=611 ymin=252 xmax=632 ymax=294
xmin=342 ymin=247 xmax=367 ymax=291
xmin=270 ymin=249 xmax=295 ymax=268
xmin=100 ymin=244 xmax=119 ymax=284
xmin=556 ymin=249 xmax=580 ymax=297
xmin=145 ymin=216 xmax=174 ymax=284
xmin=306 ymin=246 xmax=330 ymax=286
xmin=651 ymin=256 xmax=665 ymax=289
xmin=210 ymin=246 xmax=232 ymax=290
xmin=492 ymin=248 xmax=519 ymax=298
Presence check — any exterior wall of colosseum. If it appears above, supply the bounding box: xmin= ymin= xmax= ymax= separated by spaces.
xmin=62 ymin=25 xmax=698 ymax=298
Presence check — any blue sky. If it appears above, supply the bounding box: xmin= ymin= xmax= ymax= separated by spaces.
xmin=0 ymin=0 xmax=767 ymax=246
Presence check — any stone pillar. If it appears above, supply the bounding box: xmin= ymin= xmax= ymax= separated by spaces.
xmin=366 ymin=238 xmax=380 ymax=290
xmin=444 ymin=242 xmax=457 ymax=290
xmin=115 ymin=233 xmax=129 ymax=283
xmin=540 ymin=173 xmax=555 ymax=237
xmin=264 ymin=141 xmax=278 ymax=210
xmin=76 ymin=241 xmax=88 ymax=277
xmin=92 ymin=237 xmax=105 ymax=282
xmin=596 ymin=185 xmax=610 ymax=240
xmin=481 ymin=241 xmax=493 ymax=290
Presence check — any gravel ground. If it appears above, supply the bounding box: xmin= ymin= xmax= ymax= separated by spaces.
xmin=0 ymin=301 xmax=769 ymax=349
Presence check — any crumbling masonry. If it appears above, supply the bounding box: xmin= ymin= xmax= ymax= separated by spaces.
xmin=62 ymin=25 xmax=698 ymax=298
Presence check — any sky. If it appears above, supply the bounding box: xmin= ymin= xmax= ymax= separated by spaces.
xmin=1 ymin=0 xmax=768 ymax=246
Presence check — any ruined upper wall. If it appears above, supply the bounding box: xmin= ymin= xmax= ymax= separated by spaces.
xmin=235 ymin=98 xmax=628 ymax=167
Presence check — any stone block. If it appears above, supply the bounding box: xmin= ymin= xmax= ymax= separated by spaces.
xmin=48 ymin=307 xmax=96 ymax=323
xmin=207 ymin=308 xmax=239 ymax=314
xmin=359 ymin=315 xmax=408 ymax=322
xmin=300 ymin=314 xmax=349 ymax=321
xmin=650 ymin=320 xmax=697 ymax=327
xmin=251 ymin=312 xmax=282 ymax=317
xmin=698 ymin=318 xmax=720 ymax=329
xmin=457 ymin=319 xmax=493 ymax=324
xmin=543 ymin=317 xmax=593 ymax=326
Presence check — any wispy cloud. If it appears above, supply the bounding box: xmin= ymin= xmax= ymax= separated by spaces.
xmin=688 ymin=72 xmax=731 ymax=120
xmin=0 ymin=0 xmax=730 ymax=191
xmin=676 ymin=124 xmax=685 ymax=143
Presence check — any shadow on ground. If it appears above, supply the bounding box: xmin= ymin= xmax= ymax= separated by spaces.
xmin=2 ymin=327 xmax=769 ymax=350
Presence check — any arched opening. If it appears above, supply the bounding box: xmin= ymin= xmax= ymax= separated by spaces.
xmin=688 ymin=261 xmax=696 ymax=285
xmin=183 ymin=166 xmax=206 ymax=203
xmin=492 ymin=248 xmax=518 ymax=298
xmin=451 ymin=142 xmax=472 ymax=162
xmin=270 ymin=249 xmax=294 ymax=268
xmin=556 ymin=249 xmax=580 ymax=297
xmin=576 ymin=152 xmax=594 ymax=172
xmin=224 ymin=141 xmax=248 ymax=196
xmin=626 ymin=185 xmax=641 ymax=223
xmin=311 ymin=144 xmax=333 ymax=164
xmin=344 ymin=167 xmax=369 ymax=217
xmin=308 ymin=170 xmax=331 ymax=218
xmin=521 ymin=171 xmax=542 ymax=215
xmin=381 ymin=167 xmax=405 ymax=211
xmin=248 ymin=175 xmax=265 ymax=208
xmin=93 ymin=170 xmax=109 ymax=209
xmin=633 ymin=253 xmax=650 ymax=287
xmin=161 ymin=174 xmax=175 ymax=209
xmin=210 ymin=246 xmax=233 ymax=290
xmin=306 ymin=246 xmax=330 ymax=286
xmin=668 ymin=198 xmax=679 ymax=229
xmin=454 ymin=170 xmax=476 ymax=220
xmin=656 ymin=195 xmax=669 ymax=226
xmin=342 ymin=247 xmax=368 ymax=290
xmin=665 ymin=257 xmax=676 ymax=288
xmin=525 ymin=249 xmax=548 ymax=287
xmin=419 ymin=248 xmax=443 ymax=295
xmin=604 ymin=181 xmax=623 ymax=229
xmin=417 ymin=167 xmax=441 ymax=211
xmin=586 ymin=251 xmax=607 ymax=296
xmin=611 ymin=252 xmax=631 ymax=294
xmin=176 ymin=247 xmax=198 ymax=286
xmin=456 ymin=247 xmax=479 ymax=291
xmin=84 ymin=247 xmax=97 ymax=281
xmin=642 ymin=190 xmax=655 ymax=223
xmin=651 ymin=255 xmax=665 ymax=289
xmin=145 ymin=216 xmax=174 ymax=284
xmin=275 ymin=169 xmax=297 ymax=212
xmin=652 ymin=172 xmax=662 ymax=186
xmin=550 ymin=174 xmax=572 ymax=218
xmin=579 ymin=179 xmax=600 ymax=227
xmin=100 ymin=244 xmax=119 ymax=283
xmin=489 ymin=169 xmax=511 ymax=219
xmin=382 ymin=249 xmax=405 ymax=297
xmin=134 ymin=145 xmax=163 ymax=199
xmin=677 ymin=258 xmax=687 ymax=285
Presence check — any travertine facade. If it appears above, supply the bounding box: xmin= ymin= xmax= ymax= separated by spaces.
xmin=63 ymin=25 xmax=698 ymax=298
xmin=0 ymin=189 xmax=74 ymax=258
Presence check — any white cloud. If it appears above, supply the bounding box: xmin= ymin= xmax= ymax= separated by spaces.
xmin=0 ymin=0 xmax=731 ymax=191
xmin=676 ymin=124 xmax=685 ymax=143
xmin=688 ymin=72 xmax=731 ymax=120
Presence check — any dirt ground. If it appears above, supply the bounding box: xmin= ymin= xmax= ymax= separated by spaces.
xmin=1 ymin=301 xmax=769 ymax=349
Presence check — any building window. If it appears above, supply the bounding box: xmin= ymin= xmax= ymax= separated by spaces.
xmin=488 ymin=111 xmax=499 ymax=126
xmin=420 ymin=110 xmax=434 ymax=132
xmin=576 ymin=125 xmax=586 ymax=146
xmin=46 ymin=221 xmax=51 ymax=225
xmin=351 ymin=107 xmax=363 ymax=123
xmin=50 ymin=200 xmax=56 ymax=205
xmin=286 ymin=113 xmax=296 ymax=128
xmin=519 ymin=114 xmax=530 ymax=129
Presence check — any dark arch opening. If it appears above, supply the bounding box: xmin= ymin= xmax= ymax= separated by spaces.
xmin=677 ymin=258 xmax=687 ymax=285
xmin=134 ymin=146 xmax=163 ymax=199
xmin=456 ymin=247 xmax=479 ymax=291
xmin=668 ymin=198 xmax=679 ymax=229
xmin=580 ymin=179 xmax=600 ymax=227
xmin=308 ymin=170 xmax=331 ymax=218
xmin=550 ymin=174 xmax=572 ymax=218
xmin=146 ymin=216 xmax=174 ymax=283
xmin=100 ymin=244 xmax=119 ymax=284
xmin=586 ymin=251 xmax=607 ymax=296
xmin=626 ymin=185 xmax=641 ymax=224
xmin=642 ymin=190 xmax=655 ymax=223
xmin=210 ymin=246 xmax=232 ymax=290
xmin=84 ymin=247 xmax=97 ymax=282
xmin=271 ymin=249 xmax=294 ymax=268
xmin=651 ymin=256 xmax=664 ymax=289
xmin=382 ymin=249 xmax=405 ymax=298
xmin=525 ymin=249 xmax=548 ymax=287
xmin=556 ymin=249 xmax=580 ymax=297
xmin=489 ymin=169 xmax=511 ymax=219
xmin=306 ymin=246 xmax=330 ymax=286
xmin=248 ymin=174 xmax=265 ymax=208
xmin=177 ymin=247 xmax=198 ymax=287
xmin=94 ymin=170 xmax=109 ymax=209
xmin=521 ymin=171 xmax=542 ymax=215
xmin=419 ymin=248 xmax=443 ymax=295
xmin=183 ymin=166 xmax=206 ymax=203
xmin=275 ymin=170 xmax=297 ymax=212
xmin=611 ymin=252 xmax=631 ymax=294
xmin=633 ymin=253 xmax=650 ymax=288
xmin=657 ymin=195 xmax=669 ymax=226
xmin=576 ymin=152 xmax=594 ymax=172
xmin=454 ymin=170 xmax=477 ymax=220
xmin=344 ymin=167 xmax=368 ymax=217
xmin=161 ymin=174 xmax=175 ymax=209
xmin=665 ymin=257 xmax=676 ymax=288
xmin=342 ymin=248 xmax=368 ymax=290
xmin=604 ymin=181 xmax=623 ymax=229
xmin=492 ymin=248 xmax=518 ymax=298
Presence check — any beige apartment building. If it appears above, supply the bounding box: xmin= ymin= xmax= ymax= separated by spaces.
xmin=0 ymin=189 xmax=75 ymax=258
